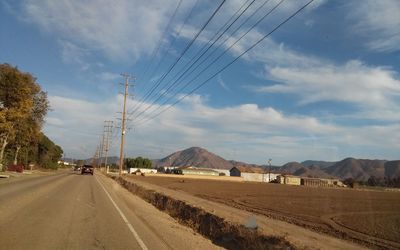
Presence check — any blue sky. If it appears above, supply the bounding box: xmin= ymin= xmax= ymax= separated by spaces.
xmin=1 ymin=0 xmax=399 ymax=165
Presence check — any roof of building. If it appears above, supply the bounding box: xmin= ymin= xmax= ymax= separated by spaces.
xmin=179 ymin=166 xmax=219 ymax=173
xmin=230 ymin=166 xmax=266 ymax=174
xmin=279 ymin=174 xmax=301 ymax=178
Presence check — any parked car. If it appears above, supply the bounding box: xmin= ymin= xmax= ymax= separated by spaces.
xmin=81 ymin=165 xmax=94 ymax=175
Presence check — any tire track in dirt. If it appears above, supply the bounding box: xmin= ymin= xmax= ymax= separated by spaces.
xmin=321 ymin=212 xmax=400 ymax=249
xmin=201 ymin=195 xmax=400 ymax=249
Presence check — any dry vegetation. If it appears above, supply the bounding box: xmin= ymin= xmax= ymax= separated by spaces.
xmin=130 ymin=175 xmax=400 ymax=248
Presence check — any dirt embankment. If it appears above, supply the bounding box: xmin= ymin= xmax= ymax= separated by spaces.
xmin=110 ymin=175 xmax=293 ymax=250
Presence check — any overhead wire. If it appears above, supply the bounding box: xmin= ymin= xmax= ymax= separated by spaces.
xmin=131 ymin=0 xmax=271 ymax=123
xmin=127 ymin=0 xmax=201 ymax=116
xmin=134 ymin=0 xmax=315 ymax=126
xmin=126 ymin=0 xmax=227 ymax=121
xmin=132 ymin=0 xmax=282 ymax=124
xmin=139 ymin=0 xmax=183 ymax=82
xmin=129 ymin=0 xmax=257 ymax=122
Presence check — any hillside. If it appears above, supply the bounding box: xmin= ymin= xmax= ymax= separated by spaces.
xmin=384 ymin=161 xmax=400 ymax=179
xmin=301 ymin=160 xmax=336 ymax=169
xmin=277 ymin=162 xmax=333 ymax=178
xmin=153 ymin=147 xmax=234 ymax=169
xmin=153 ymin=147 xmax=400 ymax=181
xmin=326 ymin=158 xmax=386 ymax=181
xmin=80 ymin=147 xmax=398 ymax=181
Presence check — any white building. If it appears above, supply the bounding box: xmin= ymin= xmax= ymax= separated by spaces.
xmin=212 ymin=169 xmax=230 ymax=176
xmin=129 ymin=168 xmax=158 ymax=174
xmin=230 ymin=166 xmax=279 ymax=182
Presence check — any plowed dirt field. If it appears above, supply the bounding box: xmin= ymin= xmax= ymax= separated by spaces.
xmin=128 ymin=175 xmax=400 ymax=249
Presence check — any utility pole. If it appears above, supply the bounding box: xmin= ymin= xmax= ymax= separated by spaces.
xmin=118 ymin=74 xmax=133 ymax=176
xmin=92 ymin=146 xmax=99 ymax=167
xmin=103 ymin=120 xmax=113 ymax=173
xmin=268 ymin=158 xmax=272 ymax=182
xmin=99 ymin=137 xmax=104 ymax=167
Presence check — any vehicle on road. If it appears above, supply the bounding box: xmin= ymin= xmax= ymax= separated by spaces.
xmin=73 ymin=165 xmax=81 ymax=171
xmin=81 ymin=165 xmax=94 ymax=175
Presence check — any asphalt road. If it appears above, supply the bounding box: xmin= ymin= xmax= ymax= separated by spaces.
xmin=0 ymin=170 xmax=221 ymax=250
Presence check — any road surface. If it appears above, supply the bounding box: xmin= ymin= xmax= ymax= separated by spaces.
xmin=0 ymin=170 xmax=221 ymax=250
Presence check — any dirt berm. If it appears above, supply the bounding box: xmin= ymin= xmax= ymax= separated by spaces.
xmin=109 ymin=174 xmax=365 ymax=250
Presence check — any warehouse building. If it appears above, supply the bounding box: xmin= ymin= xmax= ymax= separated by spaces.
xmin=301 ymin=177 xmax=345 ymax=187
xmin=179 ymin=166 xmax=220 ymax=176
xmin=129 ymin=168 xmax=158 ymax=174
xmin=230 ymin=166 xmax=279 ymax=182
xmin=277 ymin=175 xmax=301 ymax=185
xmin=212 ymin=169 xmax=230 ymax=176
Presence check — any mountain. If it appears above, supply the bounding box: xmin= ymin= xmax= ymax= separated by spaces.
xmin=301 ymin=160 xmax=336 ymax=169
xmin=326 ymin=158 xmax=386 ymax=181
xmin=384 ymin=161 xmax=400 ymax=179
xmin=277 ymin=162 xmax=333 ymax=178
xmin=279 ymin=162 xmax=305 ymax=173
xmin=153 ymin=147 xmax=399 ymax=181
xmin=153 ymin=147 xmax=235 ymax=169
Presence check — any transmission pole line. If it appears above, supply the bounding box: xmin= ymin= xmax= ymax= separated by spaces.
xmin=102 ymin=120 xmax=113 ymax=173
xmin=92 ymin=145 xmax=99 ymax=168
xmin=118 ymin=74 xmax=134 ymax=176
xmin=99 ymin=135 xmax=104 ymax=167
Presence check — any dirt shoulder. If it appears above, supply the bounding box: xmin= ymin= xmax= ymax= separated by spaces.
xmin=113 ymin=174 xmax=367 ymax=250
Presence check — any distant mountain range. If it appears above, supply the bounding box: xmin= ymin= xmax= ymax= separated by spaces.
xmin=152 ymin=147 xmax=258 ymax=170
xmin=78 ymin=146 xmax=400 ymax=181
xmin=153 ymin=147 xmax=400 ymax=181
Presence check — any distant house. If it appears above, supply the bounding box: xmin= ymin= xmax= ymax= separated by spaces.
xmin=212 ymin=169 xmax=230 ymax=176
xmin=230 ymin=166 xmax=279 ymax=182
xmin=301 ymin=177 xmax=345 ymax=187
xmin=179 ymin=166 xmax=219 ymax=176
xmin=129 ymin=168 xmax=158 ymax=174
xmin=277 ymin=175 xmax=301 ymax=185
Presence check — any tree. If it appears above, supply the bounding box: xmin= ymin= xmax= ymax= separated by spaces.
xmin=367 ymin=176 xmax=378 ymax=186
xmin=124 ymin=157 xmax=152 ymax=169
xmin=0 ymin=64 xmax=49 ymax=169
xmin=37 ymin=133 xmax=63 ymax=169
xmin=343 ymin=178 xmax=355 ymax=188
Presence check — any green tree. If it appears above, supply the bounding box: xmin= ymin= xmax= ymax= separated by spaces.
xmin=37 ymin=133 xmax=63 ymax=169
xmin=0 ymin=64 xmax=49 ymax=169
xmin=124 ymin=157 xmax=152 ymax=169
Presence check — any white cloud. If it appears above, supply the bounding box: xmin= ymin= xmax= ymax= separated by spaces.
xmin=260 ymin=60 xmax=400 ymax=107
xmin=44 ymin=94 xmax=400 ymax=164
xmin=217 ymin=74 xmax=230 ymax=91
xmin=349 ymin=0 xmax=400 ymax=52
xmin=231 ymin=33 xmax=400 ymax=122
xmin=19 ymin=0 xmax=190 ymax=62
xmin=59 ymin=40 xmax=89 ymax=71
xmin=99 ymin=72 xmax=121 ymax=81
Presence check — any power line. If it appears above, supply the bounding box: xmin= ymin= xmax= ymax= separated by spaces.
xmin=135 ymin=0 xmax=315 ymax=126
xmin=132 ymin=0 xmax=282 ymax=124
xmin=139 ymin=0 xmax=183 ymax=81
xmin=127 ymin=0 xmax=227 ymax=120
xmin=131 ymin=0 xmax=258 ymax=122
xmin=127 ymin=0 xmax=200 ymax=117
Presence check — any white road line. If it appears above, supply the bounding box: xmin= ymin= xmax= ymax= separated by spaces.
xmin=95 ymin=175 xmax=148 ymax=250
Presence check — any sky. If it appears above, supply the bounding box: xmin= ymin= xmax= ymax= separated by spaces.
xmin=1 ymin=0 xmax=399 ymax=165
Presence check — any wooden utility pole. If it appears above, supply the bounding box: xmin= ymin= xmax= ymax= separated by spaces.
xmin=118 ymin=74 xmax=133 ymax=176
